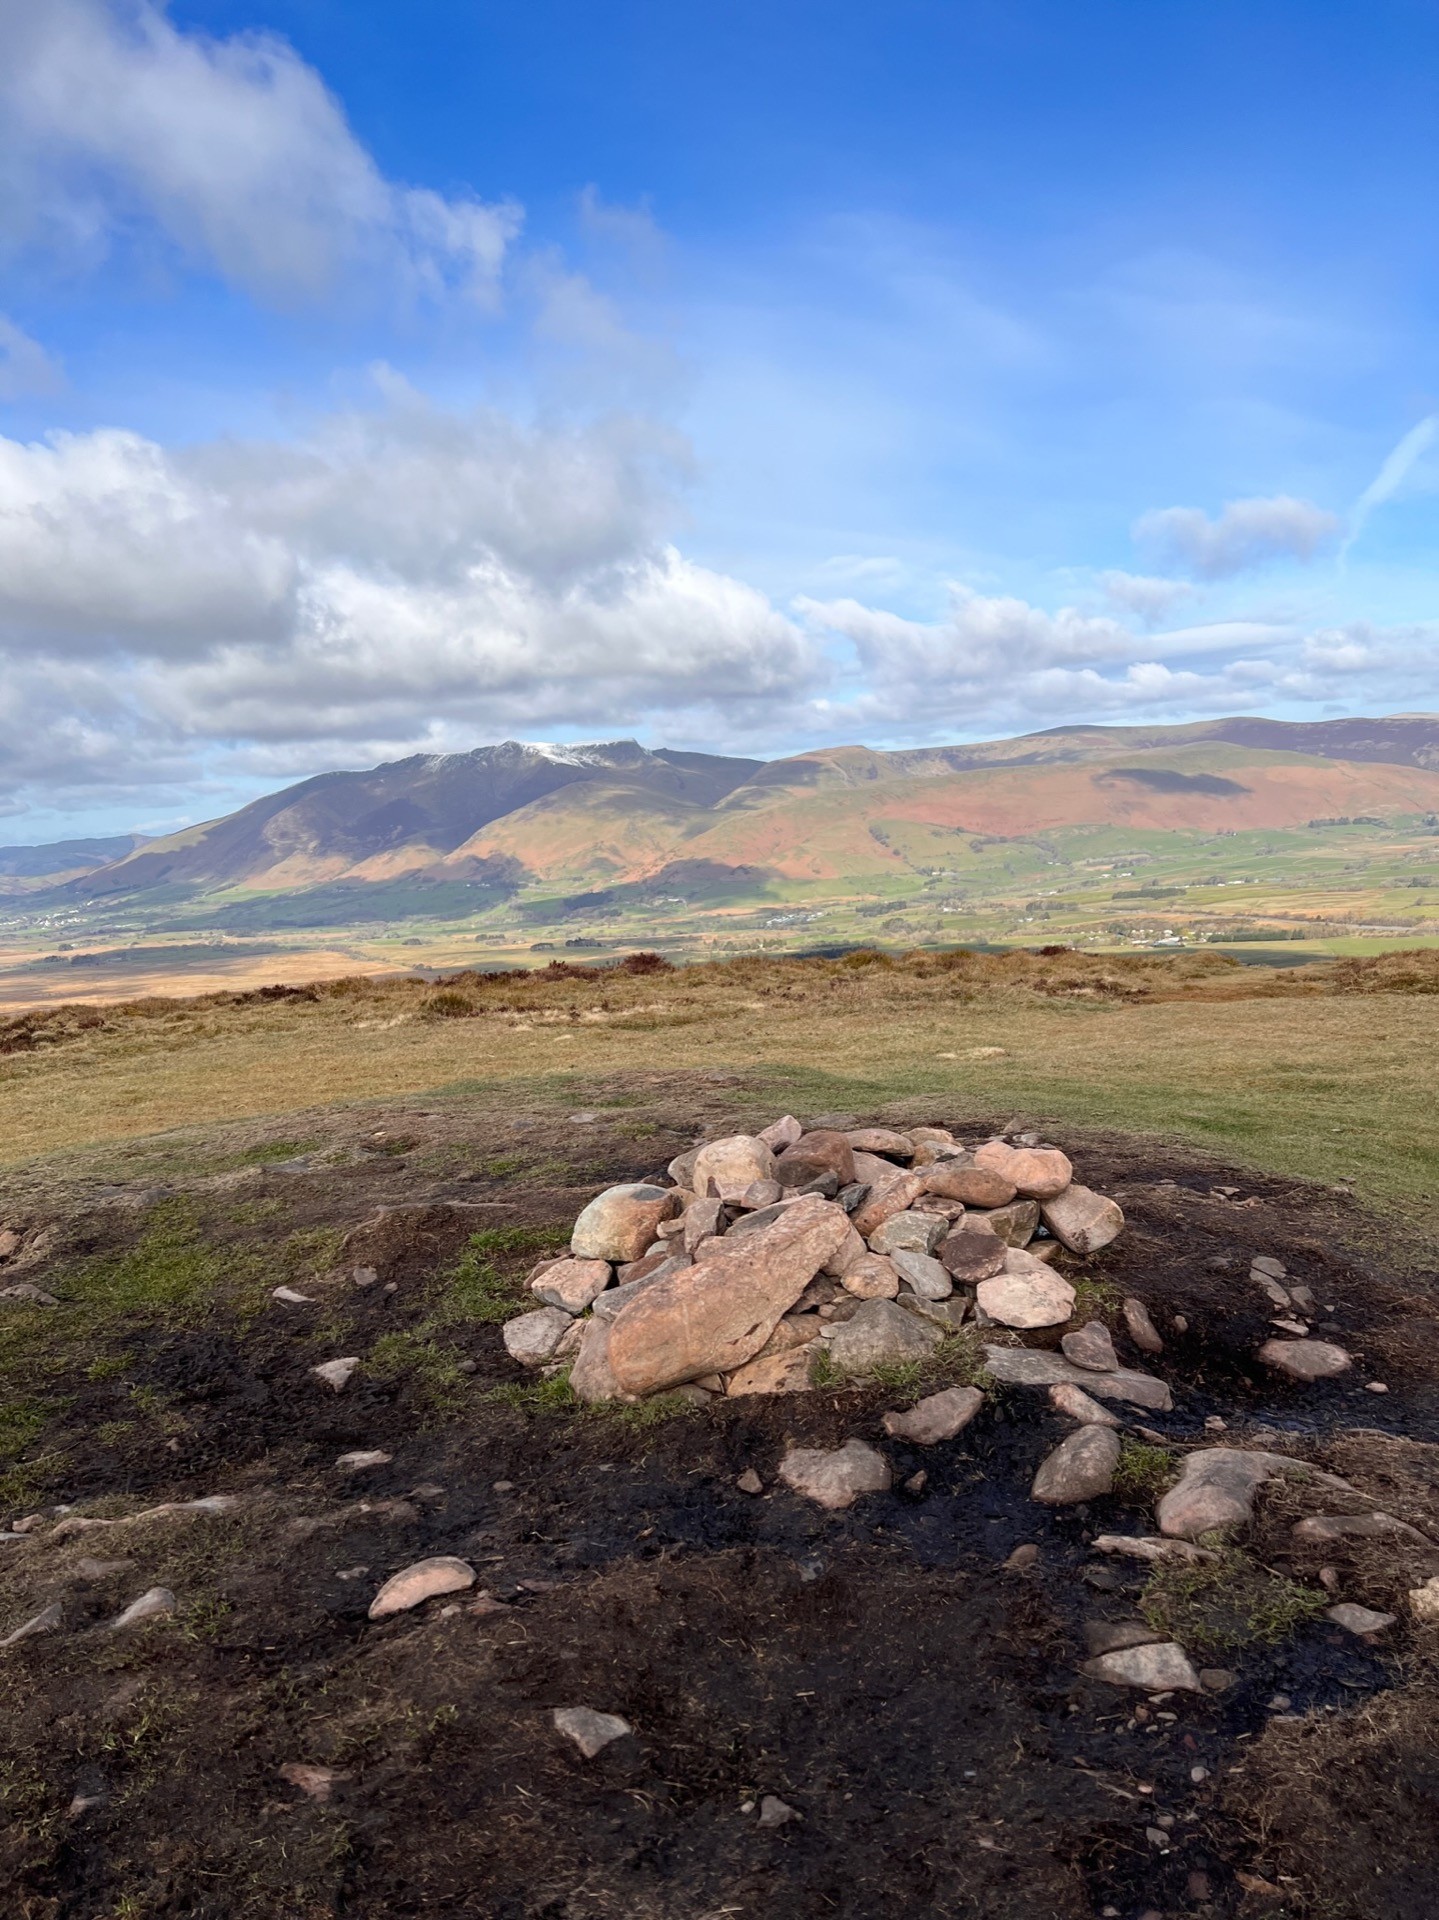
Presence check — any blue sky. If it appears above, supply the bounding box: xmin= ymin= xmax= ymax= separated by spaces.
xmin=0 ymin=0 xmax=1436 ymax=841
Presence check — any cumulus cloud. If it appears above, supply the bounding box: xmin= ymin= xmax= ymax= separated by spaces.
xmin=0 ymin=315 xmax=65 ymax=399
xmin=1134 ymin=494 xmax=1341 ymax=578
xmin=0 ymin=389 xmax=819 ymax=807
xmin=0 ymin=0 xmax=520 ymax=306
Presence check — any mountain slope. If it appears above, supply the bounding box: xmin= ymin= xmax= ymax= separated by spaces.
xmin=44 ymin=713 xmax=1439 ymax=909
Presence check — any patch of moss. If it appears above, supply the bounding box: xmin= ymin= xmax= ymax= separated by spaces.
xmin=67 ymin=1199 xmax=227 ymax=1317
xmin=1112 ymin=1439 xmax=1177 ymax=1507
xmin=442 ymin=1225 xmax=568 ymax=1324
xmin=483 ymin=1371 xmax=577 ymax=1414
xmin=1069 ymin=1278 xmax=1122 ymax=1322
xmin=237 ymin=1139 xmax=317 ymax=1165
xmin=366 ymin=1330 xmax=472 ymax=1418
xmin=1141 ymin=1548 xmax=1326 ymax=1651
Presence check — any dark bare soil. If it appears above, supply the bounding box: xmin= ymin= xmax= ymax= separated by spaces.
xmin=1 ymin=1080 xmax=1437 ymax=1920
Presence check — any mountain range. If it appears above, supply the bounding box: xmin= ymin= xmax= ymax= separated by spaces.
xmin=9 ymin=715 xmax=1439 ymax=922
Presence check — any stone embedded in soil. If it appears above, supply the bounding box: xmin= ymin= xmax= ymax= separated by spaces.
xmin=0 ymin=1602 xmax=63 ymax=1648
xmin=839 ymin=1253 xmax=901 ymax=1300
xmin=312 ymin=1357 xmax=359 ymax=1392
xmin=774 ymin=1129 xmax=857 ymax=1191
xmin=778 ymin=1438 xmax=892 ymax=1510
xmin=1082 ymin=1642 xmax=1203 ymax=1692
xmin=823 ymin=1297 xmax=941 ymax=1371
xmin=1084 ymin=1619 xmax=1164 ymax=1656
xmin=1031 ymin=1425 xmax=1121 ymax=1504
xmin=736 ymin=1468 xmax=764 ymax=1495
xmin=890 ymin=1248 xmax=952 ymax=1299
xmin=553 ymin=1706 xmax=632 ymax=1757
xmin=867 ymin=1210 xmax=947 ymax=1257
xmin=692 ymin=1134 xmax=778 ymax=1202
xmin=110 ymin=1588 xmax=175 ymax=1631
xmin=726 ymin=1344 xmax=817 ymax=1396
xmin=1294 ymin=1512 xmax=1436 ymax=1548
xmin=982 ymin=1345 xmax=1173 ymax=1411
xmin=968 ymin=1199 xmax=1041 ymax=1247
xmin=335 ymin=1450 xmax=392 ymax=1472
xmin=531 ymin=1257 xmax=613 ymax=1314
xmin=921 ymin=1162 xmax=1016 ymax=1207
xmin=1251 ymin=1254 xmax=1287 ymax=1279
xmin=1092 ymin=1534 xmax=1217 ymax=1564
xmin=1122 ymin=1298 xmax=1164 ymax=1355
xmin=1062 ymin=1321 xmax=1120 ymax=1372
xmin=1409 ymin=1577 xmax=1439 ymax=1624
xmin=1326 ymin=1602 xmax=1396 ymax=1635
xmin=272 ymin=1286 xmax=314 ymax=1304
xmin=938 ymin=1227 xmax=1007 ymax=1283
xmin=571 ymin=1184 xmax=677 ymax=1264
xmin=973 ymin=1140 xmax=1074 ymax=1200
xmin=1048 ymin=1382 xmax=1121 ymax=1427
xmin=1257 ymin=1338 xmax=1352 ymax=1381
xmin=368 ymin=1556 xmax=476 ymax=1620
xmin=1004 ymin=1543 xmax=1039 ymax=1571
xmin=606 ymin=1195 xmax=850 ymax=1396
xmin=844 ymin=1127 xmax=915 ymax=1159
xmin=757 ymin=1114 xmax=802 ymax=1151
xmin=502 ymin=1307 xmax=573 ymax=1368
xmin=567 ymin=1317 xmax=625 ymax=1403
xmin=1157 ymin=1448 xmax=1352 ymax=1540
xmin=976 ymin=1251 xmax=1076 ymax=1329
xmin=1041 ymin=1183 xmax=1124 ymax=1254
xmin=280 ymin=1763 xmax=346 ymax=1801
xmin=758 ymin=1794 xmax=800 ymax=1827
xmin=882 ymin=1385 xmax=983 ymax=1444
xmin=0 ymin=1282 xmax=58 ymax=1306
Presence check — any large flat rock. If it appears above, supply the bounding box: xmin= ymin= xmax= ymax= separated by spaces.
xmin=607 ymin=1195 xmax=850 ymax=1396
xmin=982 ymin=1344 xmax=1173 ymax=1411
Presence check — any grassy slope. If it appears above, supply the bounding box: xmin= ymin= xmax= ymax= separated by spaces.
xmin=3 ymin=950 xmax=1436 ymax=1236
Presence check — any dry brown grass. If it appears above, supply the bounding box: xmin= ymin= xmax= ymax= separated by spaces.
xmin=1 ymin=947 xmax=1436 ymax=1228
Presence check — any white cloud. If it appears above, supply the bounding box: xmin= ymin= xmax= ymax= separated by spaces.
xmin=0 ymin=389 xmax=818 ymax=806
xmin=1100 ymin=570 xmax=1196 ymax=624
xmin=0 ymin=0 xmax=520 ymax=307
xmin=0 ymin=316 xmax=65 ymax=399
xmin=1345 ymin=415 xmax=1439 ymax=554
xmin=1134 ymin=495 xmax=1341 ymax=578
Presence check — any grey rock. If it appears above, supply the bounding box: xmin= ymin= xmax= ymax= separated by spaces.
xmin=881 ymin=1386 xmax=983 ymax=1444
xmin=868 ymin=1210 xmax=947 ymax=1257
xmin=1257 ymin=1338 xmax=1351 ymax=1381
xmin=758 ymin=1793 xmax=800 ymax=1827
xmin=1158 ymin=1448 xmax=1352 ymax=1540
xmin=736 ymin=1469 xmax=764 ymax=1495
xmin=1091 ymin=1533 xmax=1218 ymax=1563
xmin=1041 ymin=1184 xmax=1125 ymax=1254
xmin=335 ymin=1450 xmax=392 ymax=1472
xmin=1032 ymin=1425 xmax=1121 ymax=1504
xmin=1048 ymin=1381 xmax=1121 ymax=1426
xmin=1082 ymin=1641 xmax=1203 ymax=1691
xmin=311 ymin=1356 xmax=360 ymax=1391
xmin=502 ymin=1308 xmax=572 ymax=1368
xmin=1251 ymin=1255 xmax=1287 ymax=1279
xmin=531 ymin=1257 xmax=612 ymax=1314
xmin=890 ymin=1248 xmax=952 ymax=1299
xmin=1327 ymin=1602 xmax=1396 ymax=1635
xmin=898 ymin=1289 xmax=969 ymax=1331
xmin=1293 ymin=1512 xmax=1436 ymax=1548
xmin=1062 ymin=1321 xmax=1120 ymax=1372
xmin=778 ymin=1438 xmax=891 ymax=1510
xmin=975 ymin=1251 xmax=1076 ymax=1329
xmin=110 ymin=1587 xmax=175 ymax=1631
xmin=554 ymin=1706 xmax=632 ymax=1757
xmin=824 ymin=1298 xmax=941 ymax=1372
xmin=1122 ymin=1298 xmax=1164 ymax=1355
xmin=0 ymin=1602 xmax=63 ymax=1648
xmin=982 ymin=1344 xmax=1173 ymax=1411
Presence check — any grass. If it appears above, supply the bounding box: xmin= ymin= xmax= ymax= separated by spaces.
xmin=1140 ymin=1547 xmax=1327 ymax=1651
xmin=444 ymin=1226 xmax=569 ymax=1324
xmin=3 ymin=950 xmax=1437 ymax=1239
xmin=1111 ymin=1439 xmax=1177 ymax=1507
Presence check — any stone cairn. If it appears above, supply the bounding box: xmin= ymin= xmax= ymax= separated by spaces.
xmin=503 ymin=1116 xmax=1128 ymax=1406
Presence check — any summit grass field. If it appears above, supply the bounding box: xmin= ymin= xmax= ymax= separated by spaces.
xmin=3 ymin=945 xmax=1437 ymax=1242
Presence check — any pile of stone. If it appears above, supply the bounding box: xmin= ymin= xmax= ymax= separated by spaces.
xmin=502 ymin=1116 xmax=1126 ymax=1405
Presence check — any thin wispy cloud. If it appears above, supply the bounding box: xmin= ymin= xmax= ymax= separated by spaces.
xmin=1343 ymin=415 xmax=1438 ymax=556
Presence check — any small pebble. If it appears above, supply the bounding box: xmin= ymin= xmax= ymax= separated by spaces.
xmin=904 ymin=1469 xmax=927 ymax=1494
xmin=493 ymin=1481 xmax=514 ymax=1493
xmin=1172 ymin=1315 xmax=1188 ymax=1333
xmin=1004 ymin=1543 xmax=1039 ymax=1572
xmin=736 ymin=1469 xmax=763 ymax=1495
xmin=758 ymin=1793 xmax=799 ymax=1828
xmin=1190 ymin=1764 xmax=1209 ymax=1782
xmin=1268 ymin=1693 xmax=1291 ymax=1711
xmin=1365 ymin=1381 xmax=1389 ymax=1394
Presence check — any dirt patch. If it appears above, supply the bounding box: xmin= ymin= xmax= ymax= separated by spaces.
xmin=1 ymin=1091 xmax=1437 ymax=1917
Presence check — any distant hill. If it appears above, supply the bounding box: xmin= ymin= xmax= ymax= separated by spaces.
xmin=34 ymin=714 xmax=1439 ymax=919
xmin=0 ymin=834 xmax=149 ymax=890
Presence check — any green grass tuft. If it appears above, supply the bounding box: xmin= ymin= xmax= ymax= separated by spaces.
xmin=1141 ymin=1547 xmax=1326 ymax=1650
xmin=1111 ymin=1439 xmax=1177 ymax=1507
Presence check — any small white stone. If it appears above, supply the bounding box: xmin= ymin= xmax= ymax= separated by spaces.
xmin=312 ymin=1357 xmax=359 ymax=1392
xmin=335 ymin=1450 xmax=392 ymax=1472
xmin=110 ymin=1587 xmax=175 ymax=1631
xmin=553 ymin=1706 xmax=632 ymax=1757
xmin=1326 ymin=1602 xmax=1396 ymax=1635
